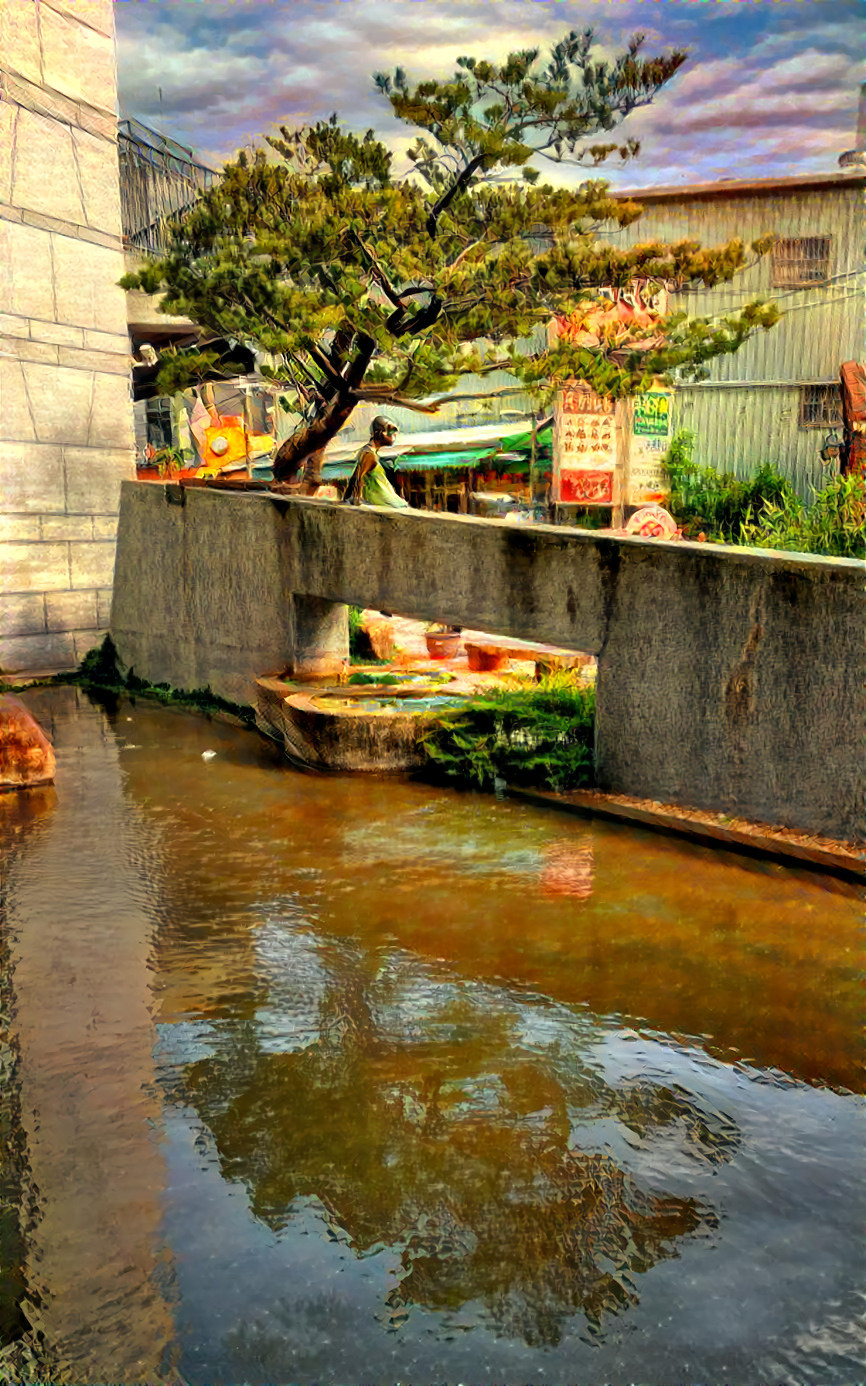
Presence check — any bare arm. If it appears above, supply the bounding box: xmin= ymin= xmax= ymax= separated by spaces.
xmin=345 ymin=445 xmax=377 ymax=503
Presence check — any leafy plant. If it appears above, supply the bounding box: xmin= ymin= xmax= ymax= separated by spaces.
xmin=664 ymin=432 xmax=792 ymax=542
xmin=804 ymin=473 xmax=866 ymax=558
xmin=419 ymin=672 xmax=595 ymax=792
xmin=348 ymin=605 xmax=367 ymax=660
xmin=148 ymin=445 xmax=185 ymax=477
xmin=740 ymin=472 xmax=866 ymax=559
xmin=664 ymin=432 xmax=866 ymax=557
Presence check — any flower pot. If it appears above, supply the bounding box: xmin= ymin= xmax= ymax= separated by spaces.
xmin=425 ymin=631 xmax=461 ymax=660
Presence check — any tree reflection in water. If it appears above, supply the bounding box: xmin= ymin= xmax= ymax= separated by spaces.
xmin=169 ymin=916 xmax=736 ymax=1349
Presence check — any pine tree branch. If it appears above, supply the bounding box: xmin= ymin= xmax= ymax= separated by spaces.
xmin=426 ymin=152 xmax=488 ymax=238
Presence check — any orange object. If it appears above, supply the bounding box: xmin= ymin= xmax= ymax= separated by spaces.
xmin=200 ymin=416 xmax=274 ymax=473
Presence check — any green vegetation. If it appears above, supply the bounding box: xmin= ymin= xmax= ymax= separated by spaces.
xmin=419 ymin=673 xmax=595 ymax=792
xmin=739 ymin=472 xmax=866 ymax=560
xmin=122 ymin=32 xmax=777 ymax=486
xmin=346 ymin=671 xmax=406 ymax=686
xmin=71 ymin=637 xmax=257 ymax=724
xmin=347 ymin=605 xmax=372 ymax=662
xmin=664 ymin=431 xmax=866 ymax=558
xmin=664 ymin=431 xmax=790 ymax=541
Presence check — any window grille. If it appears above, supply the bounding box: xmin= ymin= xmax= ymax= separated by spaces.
xmin=772 ymin=236 xmax=832 ymax=288
xmin=800 ymin=384 xmax=842 ymax=429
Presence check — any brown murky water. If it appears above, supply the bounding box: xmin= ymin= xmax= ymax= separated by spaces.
xmin=1 ymin=686 xmax=863 ymax=1385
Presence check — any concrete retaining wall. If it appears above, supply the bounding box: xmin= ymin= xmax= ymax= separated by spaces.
xmin=111 ymin=482 xmax=865 ymax=842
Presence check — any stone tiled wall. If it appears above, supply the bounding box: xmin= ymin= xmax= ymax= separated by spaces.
xmin=1 ymin=0 xmax=134 ymax=674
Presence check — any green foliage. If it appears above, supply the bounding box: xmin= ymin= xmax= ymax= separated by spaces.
xmin=348 ymin=606 xmax=370 ymax=661
xmin=346 ymin=671 xmax=405 ymax=686
xmin=76 ymin=632 xmax=123 ymax=685
xmin=121 ymin=30 xmax=779 ymax=477
xmin=664 ymin=432 xmax=791 ymax=541
xmin=419 ymin=673 xmax=595 ymax=792
xmin=378 ymin=30 xmax=687 ymax=203
xmin=73 ymin=637 xmax=256 ymax=723
xmin=664 ymin=431 xmax=866 ymax=557
xmin=740 ymin=472 xmax=866 ymax=559
xmin=153 ymin=345 xmax=252 ymax=395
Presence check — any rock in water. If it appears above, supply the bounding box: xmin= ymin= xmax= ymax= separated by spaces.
xmin=0 ymin=697 xmax=56 ymax=790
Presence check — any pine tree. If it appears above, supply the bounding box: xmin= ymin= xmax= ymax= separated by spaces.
xmin=122 ymin=29 xmax=778 ymax=484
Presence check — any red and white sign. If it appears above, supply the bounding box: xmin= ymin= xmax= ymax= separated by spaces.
xmin=553 ymin=384 xmax=617 ymax=506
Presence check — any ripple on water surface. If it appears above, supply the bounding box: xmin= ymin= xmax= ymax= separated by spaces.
xmin=0 ymin=687 xmax=863 ymax=1385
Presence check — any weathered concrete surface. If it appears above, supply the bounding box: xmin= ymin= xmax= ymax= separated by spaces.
xmin=1 ymin=0 xmax=135 ymax=674
xmin=0 ymin=694 xmax=56 ymax=788
xmin=111 ymin=483 xmax=298 ymax=705
xmin=111 ymin=483 xmax=866 ymax=841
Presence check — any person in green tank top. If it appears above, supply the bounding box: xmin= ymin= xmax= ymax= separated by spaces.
xmin=343 ymin=416 xmax=409 ymax=508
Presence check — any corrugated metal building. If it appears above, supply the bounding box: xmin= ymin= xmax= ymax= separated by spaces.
xmin=613 ymin=170 xmax=865 ymax=494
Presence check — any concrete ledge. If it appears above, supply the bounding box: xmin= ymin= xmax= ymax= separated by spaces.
xmin=111 ymin=482 xmax=866 ymax=842
xmin=509 ymin=785 xmax=866 ymax=882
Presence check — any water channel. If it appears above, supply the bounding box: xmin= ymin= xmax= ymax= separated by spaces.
xmin=1 ymin=686 xmax=862 ymax=1384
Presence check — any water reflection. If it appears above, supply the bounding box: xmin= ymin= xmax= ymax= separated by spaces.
xmin=541 ymin=836 xmax=595 ymax=897
xmin=0 ymin=776 xmax=58 ymax=1352
xmin=1 ymin=688 xmax=863 ymax=1385
xmin=1 ymin=689 xmax=175 ymax=1381
xmin=169 ymin=924 xmax=725 ymax=1348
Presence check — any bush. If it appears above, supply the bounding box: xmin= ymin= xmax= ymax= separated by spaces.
xmin=740 ymin=472 xmax=866 ymax=559
xmin=419 ymin=673 xmax=595 ymax=793
xmin=664 ymin=431 xmax=792 ymax=542
xmin=348 ymin=605 xmax=366 ymax=659
xmin=664 ymin=431 xmax=866 ymax=558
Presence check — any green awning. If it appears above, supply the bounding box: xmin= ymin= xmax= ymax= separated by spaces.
xmin=493 ymin=421 xmax=553 ymax=453
xmin=396 ymin=447 xmax=497 ymax=471
xmin=322 ymin=445 xmax=497 ymax=481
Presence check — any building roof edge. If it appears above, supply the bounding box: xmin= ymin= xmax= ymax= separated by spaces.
xmin=612 ymin=169 xmax=866 ymax=203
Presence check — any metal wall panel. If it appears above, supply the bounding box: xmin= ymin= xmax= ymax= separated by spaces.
xmin=616 ymin=183 xmax=864 ymax=487
xmin=673 ymin=386 xmax=834 ymax=496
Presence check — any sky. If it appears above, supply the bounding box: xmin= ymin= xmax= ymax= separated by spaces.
xmin=114 ymin=0 xmax=864 ymax=190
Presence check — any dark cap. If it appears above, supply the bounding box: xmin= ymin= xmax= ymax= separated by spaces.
xmin=371 ymin=415 xmax=398 ymax=438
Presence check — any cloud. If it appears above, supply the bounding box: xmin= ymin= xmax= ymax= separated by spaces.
xmin=114 ymin=0 xmax=864 ymax=184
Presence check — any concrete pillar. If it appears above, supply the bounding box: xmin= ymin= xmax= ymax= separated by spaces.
xmin=0 ymin=0 xmax=135 ymax=676
xmin=291 ymin=594 xmax=349 ymax=680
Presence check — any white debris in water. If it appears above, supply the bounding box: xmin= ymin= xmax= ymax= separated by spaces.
xmin=201 ymin=750 xmax=217 ymax=760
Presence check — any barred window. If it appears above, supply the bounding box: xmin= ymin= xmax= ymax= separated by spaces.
xmin=800 ymin=384 xmax=842 ymax=429
xmin=145 ymin=397 xmax=173 ymax=449
xmin=772 ymin=236 xmax=832 ymax=288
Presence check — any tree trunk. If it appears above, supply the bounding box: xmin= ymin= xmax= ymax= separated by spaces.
xmin=301 ymin=449 xmax=325 ymax=494
xmin=272 ymin=332 xmax=374 ymax=482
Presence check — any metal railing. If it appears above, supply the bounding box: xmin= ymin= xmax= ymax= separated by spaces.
xmin=119 ymin=117 xmax=217 ymax=256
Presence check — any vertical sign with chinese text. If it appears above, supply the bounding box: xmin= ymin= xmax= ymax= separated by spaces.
xmin=552 ymin=385 xmax=618 ymax=506
xmin=627 ymin=391 xmax=673 ymax=506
